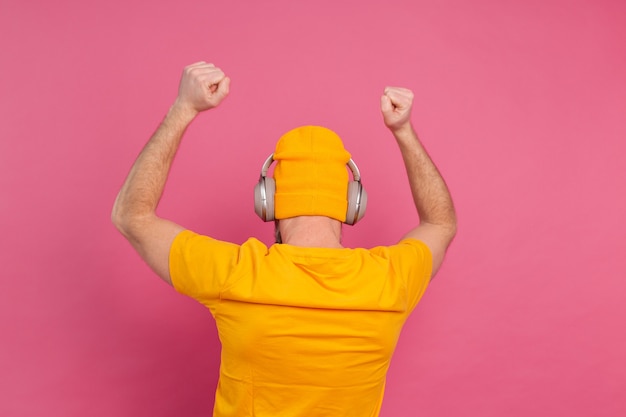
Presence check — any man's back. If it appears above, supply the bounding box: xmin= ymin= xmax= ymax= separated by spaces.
xmin=170 ymin=231 xmax=432 ymax=416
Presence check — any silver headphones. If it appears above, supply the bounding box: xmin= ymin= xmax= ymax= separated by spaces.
xmin=253 ymin=153 xmax=367 ymax=225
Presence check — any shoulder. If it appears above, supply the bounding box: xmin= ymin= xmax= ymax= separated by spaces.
xmin=172 ymin=230 xmax=268 ymax=248
xmin=369 ymin=238 xmax=432 ymax=260
xmin=368 ymin=238 xmax=433 ymax=283
xmin=169 ymin=231 xmax=270 ymax=297
xmin=171 ymin=230 xmax=271 ymax=258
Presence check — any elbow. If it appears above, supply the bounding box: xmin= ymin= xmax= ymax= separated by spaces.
xmin=442 ymin=205 xmax=458 ymax=239
xmin=425 ymin=210 xmax=457 ymax=242
xmin=110 ymin=199 xmax=142 ymax=238
xmin=434 ymin=221 xmax=456 ymax=246
xmin=111 ymin=191 xmax=157 ymax=240
xmin=111 ymin=202 xmax=129 ymax=235
xmin=448 ymin=222 xmax=458 ymax=243
xmin=111 ymin=202 xmax=156 ymax=240
xmin=111 ymin=209 xmax=148 ymax=242
xmin=433 ymin=214 xmax=457 ymax=247
xmin=445 ymin=213 xmax=458 ymax=242
xmin=449 ymin=213 xmax=458 ymax=236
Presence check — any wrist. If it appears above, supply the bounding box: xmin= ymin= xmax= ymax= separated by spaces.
xmin=390 ymin=123 xmax=414 ymax=141
xmin=170 ymin=99 xmax=199 ymax=123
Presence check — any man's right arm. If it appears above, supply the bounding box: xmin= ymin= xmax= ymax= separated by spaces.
xmin=381 ymin=87 xmax=457 ymax=278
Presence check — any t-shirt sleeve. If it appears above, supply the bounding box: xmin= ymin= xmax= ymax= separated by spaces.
xmin=169 ymin=230 xmax=241 ymax=307
xmin=390 ymin=238 xmax=433 ymax=312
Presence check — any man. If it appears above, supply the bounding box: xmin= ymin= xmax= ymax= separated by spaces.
xmin=112 ymin=61 xmax=456 ymax=417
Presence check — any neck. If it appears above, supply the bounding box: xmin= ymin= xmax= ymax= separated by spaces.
xmin=278 ymin=216 xmax=343 ymax=248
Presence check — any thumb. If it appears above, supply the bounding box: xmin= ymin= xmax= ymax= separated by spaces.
xmin=216 ymin=76 xmax=231 ymax=98
xmin=380 ymin=95 xmax=393 ymax=114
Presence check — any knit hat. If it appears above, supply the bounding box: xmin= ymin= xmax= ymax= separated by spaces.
xmin=273 ymin=126 xmax=351 ymax=222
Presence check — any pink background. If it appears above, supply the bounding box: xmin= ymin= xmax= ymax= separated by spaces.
xmin=1 ymin=0 xmax=625 ymax=415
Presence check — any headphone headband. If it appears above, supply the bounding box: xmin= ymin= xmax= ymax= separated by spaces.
xmin=259 ymin=153 xmax=362 ymax=182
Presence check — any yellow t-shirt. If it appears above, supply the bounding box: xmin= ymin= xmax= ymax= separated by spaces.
xmin=170 ymin=230 xmax=432 ymax=417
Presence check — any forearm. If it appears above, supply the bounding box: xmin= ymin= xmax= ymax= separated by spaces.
xmin=112 ymin=102 xmax=196 ymax=231
xmin=381 ymin=86 xmax=455 ymax=273
xmin=393 ymin=124 xmax=456 ymax=229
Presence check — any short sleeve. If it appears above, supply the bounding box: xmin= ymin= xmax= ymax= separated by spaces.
xmin=169 ymin=230 xmax=241 ymax=308
xmin=389 ymin=238 xmax=433 ymax=312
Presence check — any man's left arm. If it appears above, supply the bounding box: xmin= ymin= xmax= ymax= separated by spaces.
xmin=111 ymin=62 xmax=230 ymax=286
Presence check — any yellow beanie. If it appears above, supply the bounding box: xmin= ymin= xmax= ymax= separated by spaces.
xmin=273 ymin=126 xmax=351 ymax=222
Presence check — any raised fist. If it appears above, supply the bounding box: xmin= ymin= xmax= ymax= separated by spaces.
xmin=176 ymin=61 xmax=230 ymax=113
xmin=381 ymin=87 xmax=413 ymax=132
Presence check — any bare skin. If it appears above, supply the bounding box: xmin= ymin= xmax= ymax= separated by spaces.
xmin=278 ymin=216 xmax=343 ymax=248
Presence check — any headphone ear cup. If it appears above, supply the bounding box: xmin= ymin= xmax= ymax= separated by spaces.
xmin=357 ymin=186 xmax=367 ymax=222
xmin=254 ymin=153 xmax=278 ymax=222
xmin=346 ymin=181 xmax=366 ymax=225
xmin=254 ymin=179 xmax=264 ymax=220
xmin=254 ymin=177 xmax=276 ymax=222
xmin=264 ymin=177 xmax=275 ymax=221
